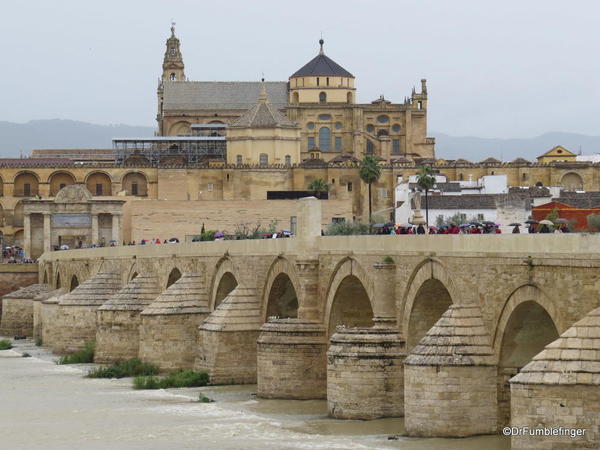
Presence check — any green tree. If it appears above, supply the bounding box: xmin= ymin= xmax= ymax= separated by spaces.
xmin=545 ymin=207 xmax=559 ymax=222
xmin=587 ymin=214 xmax=600 ymax=232
xmin=307 ymin=178 xmax=329 ymax=199
xmin=359 ymin=155 xmax=382 ymax=225
xmin=416 ymin=165 xmax=436 ymax=226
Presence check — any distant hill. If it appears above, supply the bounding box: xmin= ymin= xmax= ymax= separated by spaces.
xmin=432 ymin=131 xmax=600 ymax=162
xmin=0 ymin=119 xmax=154 ymax=157
xmin=0 ymin=119 xmax=598 ymax=162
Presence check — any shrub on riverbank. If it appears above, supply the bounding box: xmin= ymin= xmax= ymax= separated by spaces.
xmin=133 ymin=370 xmax=209 ymax=389
xmin=57 ymin=341 xmax=95 ymax=364
xmin=87 ymin=358 xmax=159 ymax=378
xmin=0 ymin=339 xmax=13 ymax=350
xmin=198 ymin=394 xmax=214 ymax=403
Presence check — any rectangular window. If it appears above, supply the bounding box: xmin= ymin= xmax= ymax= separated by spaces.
xmin=131 ymin=183 xmax=138 ymax=196
xmin=290 ymin=216 xmax=297 ymax=235
xmin=207 ymin=183 xmax=214 ymax=192
xmin=347 ymin=182 xmax=353 ymax=192
xmin=379 ymin=188 xmax=388 ymax=198
xmin=335 ymin=136 xmax=342 ymax=151
xmin=308 ymin=137 xmax=315 ymax=150
xmin=23 ymin=183 xmax=31 ymax=196
xmin=332 ymin=217 xmax=345 ymax=223
xmin=392 ymin=139 xmax=400 ymax=153
xmin=236 ymin=155 xmax=243 ymax=165
xmin=96 ymin=184 xmax=103 ymax=196
xmin=459 ymin=213 xmax=466 ymax=221
xmin=477 ymin=213 xmax=484 ymax=221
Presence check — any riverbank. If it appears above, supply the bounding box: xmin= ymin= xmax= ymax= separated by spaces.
xmin=0 ymin=339 xmax=509 ymax=450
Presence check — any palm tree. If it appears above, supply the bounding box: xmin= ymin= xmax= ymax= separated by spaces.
xmin=359 ymin=155 xmax=382 ymax=225
xmin=307 ymin=178 xmax=329 ymax=199
xmin=416 ymin=165 xmax=436 ymax=226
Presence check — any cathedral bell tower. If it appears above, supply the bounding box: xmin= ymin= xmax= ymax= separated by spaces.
xmin=162 ymin=23 xmax=185 ymax=81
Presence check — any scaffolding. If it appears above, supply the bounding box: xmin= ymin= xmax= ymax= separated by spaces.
xmin=113 ymin=136 xmax=226 ymax=164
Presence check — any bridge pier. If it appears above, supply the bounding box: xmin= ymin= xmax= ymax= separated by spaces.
xmin=40 ymin=292 xmax=63 ymax=349
xmin=53 ymin=271 xmax=121 ymax=354
xmin=33 ymin=288 xmax=64 ymax=343
xmin=195 ymin=285 xmax=261 ymax=384
xmin=140 ymin=273 xmax=210 ymax=371
xmin=0 ymin=284 xmax=52 ymax=338
xmin=327 ymin=326 xmax=405 ymax=419
xmin=256 ymin=319 xmax=327 ymax=399
xmin=404 ymin=304 xmax=497 ymax=437
xmin=94 ymin=273 xmax=161 ymax=364
xmin=510 ymin=306 xmax=600 ymax=449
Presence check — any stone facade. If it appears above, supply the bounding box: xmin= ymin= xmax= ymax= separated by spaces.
xmin=53 ymin=271 xmax=121 ymax=354
xmin=0 ymin=283 xmax=52 ymax=337
xmin=327 ymin=327 xmax=404 ymax=419
xmin=257 ymin=319 xmax=327 ymax=399
xmin=32 ymin=287 xmax=64 ymax=343
xmin=95 ymin=273 xmax=161 ymax=363
xmin=404 ymin=304 xmax=497 ymax=437
xmin=196 ymin=286 xmax=262 ymax=384
xmin=139 ymin=272 xmax=210 ymax=370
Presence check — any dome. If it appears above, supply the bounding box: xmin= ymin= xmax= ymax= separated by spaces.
xmin=290 ymin=39 xmax=354 ymax=78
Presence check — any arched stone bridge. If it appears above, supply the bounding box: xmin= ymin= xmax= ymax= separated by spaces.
xmin=35 ymin=199 xmax=600 ymax=446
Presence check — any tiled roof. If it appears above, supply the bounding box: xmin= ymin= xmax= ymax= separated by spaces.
xmin=480 ymin=157 xmax=502 ymax=164
xmin=508 ymin=186 xmax=551 ymax=198
xmin=329 ymin=152 xmax=360 ymax=163
xmin=405 ymin=304 xmax=495 ymax=366
xmin=511 ymin=306 xmax=600 ymax=385
xmin=162 ymin=81 xmax=288 ymax=111
xmin=230 ymin=87 xmax=297 ymax=129
xmin=411 ymin=194 xmax=500 ymax=210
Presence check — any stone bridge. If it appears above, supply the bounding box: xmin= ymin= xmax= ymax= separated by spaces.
xmin=16 ymin=198 xmax=600 ymax=448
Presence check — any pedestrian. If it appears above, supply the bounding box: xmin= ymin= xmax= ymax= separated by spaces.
xmin=539 ymin=224 xmax=551 ymax=233
xmin=416 ymin=224 xmax=426 ymax=235
xmin=512 ymin=225 xmax=520 ymax=234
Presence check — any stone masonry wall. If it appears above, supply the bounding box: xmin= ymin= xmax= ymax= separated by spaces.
xmin=52 ymin=306 xmax=98 ymax=354
xmin=0 ymin=298 xmax=34 ymax=337
xmin=95 ymin=310 xmax=142 ymax=364
xmin=139 ymin=313 xmax=207 ymax=371
xmin=511 ymin=384 xmax=600 ymax=449
xmin=404 ymin=365 xmax=497 ymax=437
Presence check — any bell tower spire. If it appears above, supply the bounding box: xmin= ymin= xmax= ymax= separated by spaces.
xmin=162 ymin=22 xmax=185 ymax=81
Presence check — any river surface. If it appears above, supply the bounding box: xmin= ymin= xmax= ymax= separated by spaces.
xmin=0 ymin=339 xmax=509 ymax=450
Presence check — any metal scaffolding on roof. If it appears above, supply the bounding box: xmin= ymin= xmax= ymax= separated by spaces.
xmin=112 ymin=136 xmax=226 ymax=164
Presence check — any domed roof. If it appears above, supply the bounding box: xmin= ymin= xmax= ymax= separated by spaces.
xmin=405 ymin=304 xmax=495 ymax=366
xmin=290 ymin=39 xmax=354 ymax=78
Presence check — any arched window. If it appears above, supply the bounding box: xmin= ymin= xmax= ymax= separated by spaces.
xmin=285 ymin=155 xmax=291 ymax=165
xmin=319 ymin=127 xmax=330 ymax=151
xmin=259 ymin=154 xmax=268 ymax=165
xmin=366 ymin=140 xmax=374 ymax=154
xmin=347 ymin=92 xmax=353 ymax=103
xmin=292 ymin=92 xmax=299 ymax=104
xmin=522 ymin=173 xmax=527 ymax=181
xmin=459 ymin=173 xmax=464 ymax=181
xmin=170 ymin=73 xmax=176 ymax=81
xmin=236 ymin=155 xmax=243 ymax=165
xmin=377 ymin=129 xmax=389 ymax=137
xmin=319 ymin=92 xmax=326 ymax=103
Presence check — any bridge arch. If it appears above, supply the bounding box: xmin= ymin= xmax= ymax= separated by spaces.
xmin=70 ymin=275 xmax=79 ymax=292
xmin=261 ymin=256 xmax=300 ymax=321
xmin=493 ymin=283 xmax=560 ymax=428
xmin=324 ymin=257 xmax=375 ymax=336
xmin=401 ymin=258 xmax=460 ymax=352
xmin=209 ymin=256 xmax=240 ymax=310
xmin=166 ymin=267 xmax=182 ymax=289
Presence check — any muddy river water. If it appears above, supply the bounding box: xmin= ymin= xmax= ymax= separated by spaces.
xmin=0 ymin=340 xmax=508 ymax=450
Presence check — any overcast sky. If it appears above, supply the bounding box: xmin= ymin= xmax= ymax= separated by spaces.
xmin=2 ymin=0 xmax=599 ymax=138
